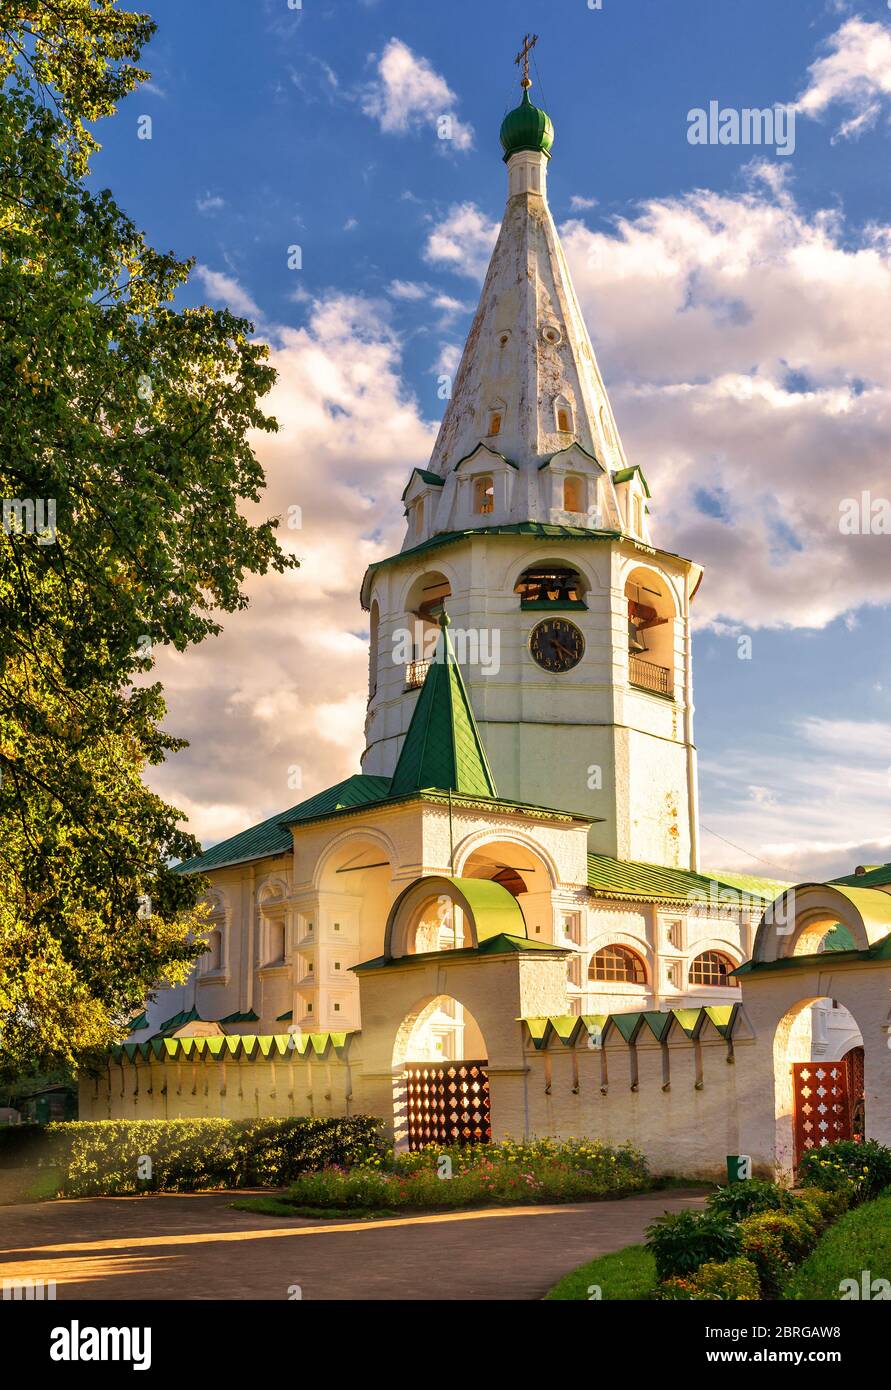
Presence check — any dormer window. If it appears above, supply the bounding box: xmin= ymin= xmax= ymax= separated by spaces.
xmin=473 ymin=475 xmax=494 ymax=515
xmin=553 ymin=394 xmax=574 ymax=436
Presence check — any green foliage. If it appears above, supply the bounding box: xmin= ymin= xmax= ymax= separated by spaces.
xmin=740 ymin=1210 xmax=817 ymax=1264
xmin=797 ymin=1185 xmax=850 ymax=1230
xmin=691 ymin=1257 xmax=761 ymax=1301
xmin=707 ymin=1180 xmax=801 ymax=1222
xmin=544 ymin=1244 xmax=656 ymax=1302
xmin=645 ymin=1208 xmax=741 ymax=1282
xmin=785 ymin=1191 xmax=891 ymax=1300
xmin=40 ymin=1117 xmax=385 ymax=1196
xmin=240 ymin=1138 xmax=651 ymax=1215
xmin=798 ymin=1140 xmax=891 ymax=1203
xmin=0 ymin=3 xmax=296 ymax=1070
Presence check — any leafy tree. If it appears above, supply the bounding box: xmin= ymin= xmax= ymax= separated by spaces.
xmin=0 ymin=2 xmax=296 ymax=1074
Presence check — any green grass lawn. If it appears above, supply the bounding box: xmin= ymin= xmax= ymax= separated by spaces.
xmin=784 ymin=1192 xmax=891 ymax=1300
xmin=544 ymin=1243 xmax=655 ymax=1301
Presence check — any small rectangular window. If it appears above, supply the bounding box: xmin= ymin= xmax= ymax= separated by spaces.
xmin=333 ymin=922 xmax=341 ymax=932
xmin=334 ymin=1002 xmax=341 ymax=1013
xmin=334 ymin=961 xmax=341 ymax=971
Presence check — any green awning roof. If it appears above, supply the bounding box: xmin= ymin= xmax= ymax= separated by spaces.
xmin=587 ymin=853 xmax=788 ymax=905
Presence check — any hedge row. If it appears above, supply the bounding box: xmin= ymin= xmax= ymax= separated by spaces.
xmin=1 ymin=1117 xmax=386 ymax=1195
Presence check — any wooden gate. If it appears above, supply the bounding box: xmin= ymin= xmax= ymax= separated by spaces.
xmin=404 ymin=1060 xmax=491 ymax=1150
xmin=792 ymin=1060 xmax=851 ymax=1167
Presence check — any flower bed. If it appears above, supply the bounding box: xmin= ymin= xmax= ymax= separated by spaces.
xmin=240 ymin=1137 xmax=651 ymax=1215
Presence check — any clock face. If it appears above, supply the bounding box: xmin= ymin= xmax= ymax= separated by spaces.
xmin=529 ymin=618 xmax=585 ymax=673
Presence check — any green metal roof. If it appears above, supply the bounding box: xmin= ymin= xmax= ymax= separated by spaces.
xmin=500 ymin=88 xmax=554 ymax=161
xmin=176 ymin=773 xmax=392 ymax=875
xmin=389 ymin=614 xmax=497 ymax=799
xmin=831 ymin=864 xmax=891 ymax=889
xmin=453 ymin=444 xmax=519 ymax=472
xmin=112 ymin=1032 xmax=353 ymax=1063
xmin=612 ymin=465 xmax=652 ymax=498
xmin=523 ymin=1004 xmax=739 ymax=1049
xmin=361 ymin=523 xmax=695 ymax=605
xmin=734 ymin=930 xmax=891 ymax=978
xmin=218 ymin=1009 xmax=259 ymax=1025
xmin=587 ymin=854 xmax=786 ymax=905
xmin=401 ymin=468 xmax=445 ymax=501
xmin=353 ymin=932 xmax=567 ymax=973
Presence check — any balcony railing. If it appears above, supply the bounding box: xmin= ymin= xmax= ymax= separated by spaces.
xmin=629 ymin=654 xmax=672 ymax=697
xmin=405 ymin=658 xmax=431 ymax=690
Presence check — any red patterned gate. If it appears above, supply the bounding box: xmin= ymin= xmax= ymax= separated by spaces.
xmin=792 ymin=1060 xmax=851 ymax=1168
xmin=404 ymin=1060 xmax=491 ymax=1150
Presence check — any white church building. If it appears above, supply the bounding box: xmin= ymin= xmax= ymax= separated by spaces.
xmin=91 ymin=64 xmax=889 ymax=1177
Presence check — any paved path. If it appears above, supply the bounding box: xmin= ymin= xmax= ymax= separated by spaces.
xmin=0 ymin=1188 xmax=705 ymax=1300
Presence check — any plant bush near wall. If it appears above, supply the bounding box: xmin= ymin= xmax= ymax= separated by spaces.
xmin=649 ymin=1141 xmax=891 ymax=1301
xmin=34 ymin=1117 xmax=386 ymax=1196
xmin=798 ymin=1139 xmax=891 ymax=1202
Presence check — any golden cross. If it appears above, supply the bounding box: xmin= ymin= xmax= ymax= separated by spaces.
xmin=514 ymin=33 xmax=538 ymax=90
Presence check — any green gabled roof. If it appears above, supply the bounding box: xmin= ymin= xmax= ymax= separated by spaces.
xmin=587 ymin=853 xmax=786 ymax=906
xmin=453 ymin=444 xmax=519 ymax=471
xmin=219 ymin=1009 xmax=259 ymax=1025
xmin=157 ymin=1006 xmax=202 ymax=1034
xmin=701 ymin=868 xmax=791 ymax=899
xmin=401 ymin=468 xmax=445 ymax=501
xmin=389 ymin=613 xmax=497 ymax=799
xmin=176 ymin=773 xmax=392 ymax=875
xmin=612 ymin=465 xmax=652 ymax=498
xmin=353 ymin=932 xmax=565 ymax=973
xmin=831 ymin=864 xmax=891 ymax=889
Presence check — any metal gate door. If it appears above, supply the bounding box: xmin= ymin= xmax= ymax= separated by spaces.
xmin=404 ymin=1060 xmax=491 ymax=1150
xmin=792 ymin=1060 xmax=851 ymax=1168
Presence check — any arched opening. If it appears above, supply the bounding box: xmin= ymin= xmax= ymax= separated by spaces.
xmin=588 ymin=944 xmax=647 ymax=986
xmin=200 ymin=896 xmax=226 ymax=975
xmin=625 ymin=566 xmax=675 ymax=698
xmin=473 ymin=474 xmax=494 ymax=514
xmin=405 ymin=892 xmax=466 ymax=954
xmin=689 ymin=950 xmax=735 ymax=987
xmin=403 ymin=570 xmax=452 ymax=688
xmin=393 ymin=996 xmax=491 ymax=1150
xmin=461 ymin=839 xmax=553 ymax=937
xmin=515 ymin=560 xmax=587 ymax=610
xmin=204 ymin=928 xmax=222 ymax=974
xmin=773 ymin=995 xmax=865 ymax=1178
xmin=563 ymin=475 xmax=584 ymax=513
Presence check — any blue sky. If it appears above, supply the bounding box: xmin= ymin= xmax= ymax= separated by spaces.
xmin=90 ymin=1 xmax=891 ymax=881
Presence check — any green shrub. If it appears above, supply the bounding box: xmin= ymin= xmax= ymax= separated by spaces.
xmin=707 ymin=1180 xmax=800 ymax=1222
xmin=43 ymin=1117 xmax=386 ymax=1196
xmin=738 ymin=1211 xmax=818 ymax=1297
xmin=271 ymin=1138 xmax=651 ymax=1212
xmin=743 ymin=1210 xmax=817 ymax=1263
xmin=655 ymin=1275 xmax=706 ymax=1300
xmin=692 ymin=1257 xmax=761 ymax=1301
xmin=646 ymin=1208 xmax=741 ymax=1282
xmin=798 ymin=1140 xmax=891 ymax=1203
xmin=798 ymin=1186 xmax=850 ymax=1224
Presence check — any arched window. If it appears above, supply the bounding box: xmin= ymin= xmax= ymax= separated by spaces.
xmin=588 ymin=945 xmax=646 ymax=984
xmin=563 ymin=476 xmax=584 ymax=512
xmin=515 ymin=563 xmax=585 ymax=606
xmin=688 ymin=950 xmax=734 ymax=987
xmin=473 ymin=475 xmax=494 ymax=515
xmin=266 ymin=920 xmax=286 ymax=965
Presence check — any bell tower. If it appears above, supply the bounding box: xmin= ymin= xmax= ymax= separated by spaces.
xmin=360 ymin=45 xmax=703 ymax=871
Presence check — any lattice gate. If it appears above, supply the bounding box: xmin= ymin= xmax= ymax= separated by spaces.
xmin=792 ymin=1060 xmax=851 ymax=1168
xmin=404 ymin=1060 xmax=491 ymax=1150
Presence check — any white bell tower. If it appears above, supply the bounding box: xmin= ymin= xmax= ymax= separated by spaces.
xmin=360 ymin=53 xmax=702 ymax=871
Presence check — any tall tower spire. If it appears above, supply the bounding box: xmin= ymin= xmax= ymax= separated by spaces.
xmin=362 ymin=46 xmax=703 ymax=873
xmin=424 ymin=42 xmax=630 ymax=495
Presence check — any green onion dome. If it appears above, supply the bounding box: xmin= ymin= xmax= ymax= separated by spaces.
xmin=499 ymin=88 xmax=554 ymax=163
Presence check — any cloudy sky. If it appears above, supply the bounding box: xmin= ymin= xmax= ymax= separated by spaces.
xmin=93 ymin=0 xmax=891 ymax=882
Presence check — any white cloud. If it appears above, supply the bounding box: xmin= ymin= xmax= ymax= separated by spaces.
xmin=423 ymin=201 xmax=499 ymax=280
xmin=343 ymin=217 xmax=359 ymax=231
xmin=193 ymin=265 xmax=261 ymax=320
xmin=362 ymin=38 xmax=473 ymax=151
xmin=569 ymin=194 xmax=598 ymax=211
xmin=796 ymin=17 xmax=891 ymax=139
xmin=146 ymin=293 xmax=436 ymax=845
xmin=548 ymin=168 xmax=891 ymax=630
xmin=196 ymin=193 xmax=226 ymax=215
xmin=388 ymin=278 xmax=429 ymax=300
